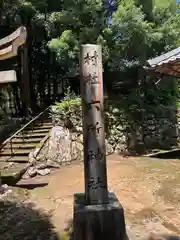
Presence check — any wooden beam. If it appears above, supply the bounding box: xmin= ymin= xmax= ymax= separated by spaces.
xmin=0 ymin=27 xmax=27 ymax=61
xmin=0 ymin=70 xmax=17 ymax=83
xmin=0 ymin=43 xmax=18 ymax=60
xmin=0 ymin=26 xmax=27 ymax=49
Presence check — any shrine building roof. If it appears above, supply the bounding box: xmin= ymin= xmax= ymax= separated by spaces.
xmin=146 ymin=46 xmax=180 ymax=77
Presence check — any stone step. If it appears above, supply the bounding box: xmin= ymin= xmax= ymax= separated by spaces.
xmin=3 ymin=142 xmax=37 ymax=150
xmin=11 ymin=138 xmax=42 ymax=143
xmin=15 ymin=132 xmax=47 ymax=138
xmin=24 ymin=128 xmax=50 ymax=134
xmin=0 ymin=148 xmax=30 ymax=156
xmin=145 ymin=148 xmax=180 ymax=159
xmin=30 ymin=125 xmax=52 ymax=130
xmin=0 ymin=115 xmax=52 ymax=185
xmin=43 ymin=120 xmax=52 ymax=123
xmin=40 ymin=124 xmax=52 ymax=129
xmin=26 ymin=125 xmax=52 ymax=132
xmin=35 ymin=121 xmax=52 ymax=126
xmin=0 ymin=155 xmax=29 ymax=163
xmin=21 ymin=122 xmax=52 ymax=131
xmin=16 ymin=179 xmax=48 ymax=189
xmin=0 ymin=162 xmax=28 ymax=185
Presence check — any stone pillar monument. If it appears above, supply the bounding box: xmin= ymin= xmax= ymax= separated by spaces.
xmin=72 ymin=44 xmax=127 ymax=240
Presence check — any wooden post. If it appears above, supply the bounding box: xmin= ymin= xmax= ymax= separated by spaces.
xmin=0 ymin=26 xmax=28 ymax=117
xmin=21 ymin=43 xmax=30 ymax=117
xmin=0 ymin=26 xmax=26 ymax=189
xmin=80 ymin=44 xmax=108 ymax=205
xmin=72 ymin=45 xmax=127 ymax=240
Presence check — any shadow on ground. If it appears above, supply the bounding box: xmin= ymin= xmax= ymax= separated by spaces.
xmin=0 ymin=198 xmax=61 ymax=240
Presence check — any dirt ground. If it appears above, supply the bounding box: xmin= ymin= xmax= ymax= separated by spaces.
xmin=1 ymin=155 xmax=180 ymax=239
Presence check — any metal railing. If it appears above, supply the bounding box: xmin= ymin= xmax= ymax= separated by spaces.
xmin=0 ymin=106 xmax=51 ymax=161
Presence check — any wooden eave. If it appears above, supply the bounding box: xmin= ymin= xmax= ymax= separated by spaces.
xmin=146 ymin=47 xmax=180 ymax=77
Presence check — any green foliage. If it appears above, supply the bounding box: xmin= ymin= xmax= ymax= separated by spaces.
xmin=52 ymin=87 xmax=81 ymax=129
xmin=1 ymin=0 xmax=180 ymax=122
xmin=48 ymin=30 xmax=79 ymax=74
xmin=109 ymin=0 xmax=180 ymax=71
xmin=46 ymin=0 xmax=180 ymax=75
xmin=1 ymin=0 xmax=180 ymax=71
xmin=56 ymin=87 xmax=81 ymax=108
xmin=59 ymin=231 xmax=70 ymax=240
xmin=154 ymin=0 xmax=176 ymax=11
xmin=47 ymin=0 xmax=105 ymax=76
xmin=46 ymin=0 xmax=104 ymax=39
xmin=135 ymin=0 xmax=153 ymax=20
xmin=109 ymin=0 xmax=154 ymax=70
xmin=55 ymin=97 xmax=81 ymax=113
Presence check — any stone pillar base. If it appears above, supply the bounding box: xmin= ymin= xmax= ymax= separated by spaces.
xmin=72 ymin=192 xmax=128 ymax=240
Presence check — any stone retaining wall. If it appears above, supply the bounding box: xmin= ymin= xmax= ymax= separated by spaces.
xmin=23 ymin=103 xmax=179 ymax=178
xmin=127 ymin=107 xmax=178 ymax=154
xmin=52 ymin=104 xmax=179 ymax=155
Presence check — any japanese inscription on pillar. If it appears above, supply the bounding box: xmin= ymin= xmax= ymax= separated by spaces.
xmin=80 ymin=44 xmax=108 ymax=205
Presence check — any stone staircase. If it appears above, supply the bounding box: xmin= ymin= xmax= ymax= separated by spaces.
xmin=0 ymin=108 xmax=52 ymax=185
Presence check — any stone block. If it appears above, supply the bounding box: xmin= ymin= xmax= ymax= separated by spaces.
xmin=72 ymin=192 xmax=127 ymax=240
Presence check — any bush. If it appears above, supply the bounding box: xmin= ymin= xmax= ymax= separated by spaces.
xmin=50 ymin=87 xmax=82 ymax=131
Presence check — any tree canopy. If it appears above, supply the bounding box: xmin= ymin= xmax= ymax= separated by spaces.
xmin=0 ymin=0 xmax=180 ymax=111
xmin=48 ymin=0 xmax=180 ymax=73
